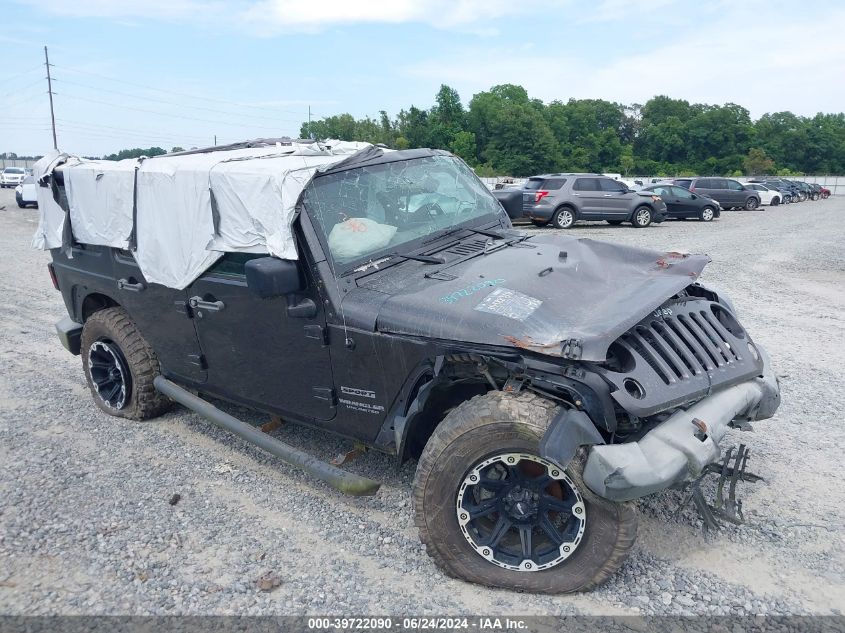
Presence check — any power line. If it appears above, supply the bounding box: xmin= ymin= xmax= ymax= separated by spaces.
xmin=56 ymin=118 xmax=213 ymax=144
xmin=0 ymin=76 xmax=46 ymax=99
xmin=52 ymin=76 xmax=305 ymax=124
xmin=53 ymin=63 xmax=310 ymax=117
xmin=56 ymin=92 xmax=297 ymax=132
xmin=0 ymin=64 xmax=43 ymax=83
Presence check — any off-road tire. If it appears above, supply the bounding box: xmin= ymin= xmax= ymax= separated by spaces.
xmin=81 ymin=307 xmax=171 ymax=420
xmin=413 ymin=391 xmax=637 ymax=593
xmin=552 ymin=206 xmax=575 ymax=229
xmin=631 ymin=205 xmax=652 ymax=228
xmin=700 ymin=206 xmax=716 ymax=222
xmin=744 ymin=197 xmax=759 ymax=210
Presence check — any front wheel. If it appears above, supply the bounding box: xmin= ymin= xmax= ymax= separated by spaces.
xmin=81 ymin=307 xmax=172 ymax=420
xmin=413 ymin=392 xmax=637 ymax=593
xmin=771 ymin=196 xmax=780 ymax=206
xmin=744 ymin=197 xmax=759 ymax=210
xmin=631 ymin=206 xmax=652 ymax=228
xmin=811 ymin=192 xmax=819 ymax=201
xmin=700 ymin=206 xmax=716 ymax=222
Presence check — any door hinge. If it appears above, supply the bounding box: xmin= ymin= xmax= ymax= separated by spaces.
xmin=175 ymin=300 xmax=192 ymax=318
xmin=304 ymin=324 xmax=328 ymax=345
xmin=312 ymin=386 xmax=336 ymax=404
xmin=188 ymin=353 xmax=207 ymax=369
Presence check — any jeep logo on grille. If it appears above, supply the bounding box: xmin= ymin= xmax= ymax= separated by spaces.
xmin=653 ymin=307 xmax=673 ymax=319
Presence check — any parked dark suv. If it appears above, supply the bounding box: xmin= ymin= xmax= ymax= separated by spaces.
xmin=672 ymin=177 xmax=761 ymax=210
xmin=524 ymin=174 xmax=667 ymax=228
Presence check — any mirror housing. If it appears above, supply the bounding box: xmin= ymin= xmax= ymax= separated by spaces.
xmin=690 ymin=193 xmax=698 ymax=199
xmin=245 ymin=257 xmax=303 ymax=298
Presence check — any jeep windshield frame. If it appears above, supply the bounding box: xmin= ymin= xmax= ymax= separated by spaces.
xmin=302 ymin=152 xmax=506 ymax=275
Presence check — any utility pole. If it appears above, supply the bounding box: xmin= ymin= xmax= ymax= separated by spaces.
xmin=44 ymin=46 xmax=57 ymax=150
xmin=214 ymin=134 xmax=217 ymax=146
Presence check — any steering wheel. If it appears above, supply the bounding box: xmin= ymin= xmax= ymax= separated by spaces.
xmin=413 ymin=202 xmax=445 ymax=218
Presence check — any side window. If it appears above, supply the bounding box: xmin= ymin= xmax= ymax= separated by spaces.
xmin=542 ymin=178 xmax=567 ymax=190
xmin=599 ymin=178 xmax=626 ymax=192
xmin=205 ymin=252 xmax=265 ymax=277
xmin=727 ymin=180 xmax=744 ymax=191
xmin=651 ymin=186 xmax=668 ymax=196
xmin=573 ymin=178 xmax=599 ymax=191
xmin=673 ymin=186 xmax=693 ymax=198
xmin=695 ymin=179 xmax=711 ymax=189
xmin=674 ymin=179 xmax=692 ymax=189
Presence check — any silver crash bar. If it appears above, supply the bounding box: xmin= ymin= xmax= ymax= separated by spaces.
xmin=584 ymin=347 xmax=780 ymax=502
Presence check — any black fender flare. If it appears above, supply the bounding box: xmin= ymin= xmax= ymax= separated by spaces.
xmin=539 ymin=408 xmax=605 ymax=470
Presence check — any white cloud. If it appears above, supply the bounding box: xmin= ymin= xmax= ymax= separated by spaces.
xmin=239 ymin=0 xmax=568 ymax=33
xmin=406 ymin=6 xmax=845 ymax=117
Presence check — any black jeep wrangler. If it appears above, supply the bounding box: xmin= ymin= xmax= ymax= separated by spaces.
xmin=45 ymin=147 xmax=780 ymax=593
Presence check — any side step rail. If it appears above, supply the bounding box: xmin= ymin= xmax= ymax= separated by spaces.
xmin=154 ymin=377 xmax=381 ymax=496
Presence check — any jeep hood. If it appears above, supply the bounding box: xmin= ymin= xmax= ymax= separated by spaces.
xmin=369 ymin=234 xmax=710 ymax=361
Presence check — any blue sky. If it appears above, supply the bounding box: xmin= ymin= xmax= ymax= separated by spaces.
xmin=1 ymin=0 xmax=843 ymax=156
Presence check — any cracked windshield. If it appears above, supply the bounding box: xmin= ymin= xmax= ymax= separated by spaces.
xmin=304 ymin=155 xmax=501 ymax=265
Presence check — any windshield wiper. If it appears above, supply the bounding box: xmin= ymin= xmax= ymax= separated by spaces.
xmin=465 ymin=227 xmax=507 ymax=239
xmin=390 ymin=252 xmax=445 ymax=264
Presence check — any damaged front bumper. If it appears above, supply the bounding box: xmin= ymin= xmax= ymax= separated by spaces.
xmin=583 ymin=346 xmax=780 ymax=502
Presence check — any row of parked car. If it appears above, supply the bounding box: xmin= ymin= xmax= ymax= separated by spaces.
xmin=492 ymin=173 xmax=830 ymax=229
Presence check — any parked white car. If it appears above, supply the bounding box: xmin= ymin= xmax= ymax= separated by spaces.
xmin=15 ymin=175 xmax=38 ymax=208
xmin=744 ymin=183 xmax=782 ymax=206
xmin=1 ymin=167 xmax=27 ymax=188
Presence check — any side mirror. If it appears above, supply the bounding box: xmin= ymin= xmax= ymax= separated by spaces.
xmin=690 ymin=193 xmax=698 ymax=199
xmin=245 ymin=257 xmax=303 ymax=298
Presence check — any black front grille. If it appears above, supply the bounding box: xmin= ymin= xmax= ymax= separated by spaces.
xmin=618 ymin=308 xmax=742 ymax=386
xmin=601 ymin=299 xmax=762 ymax=417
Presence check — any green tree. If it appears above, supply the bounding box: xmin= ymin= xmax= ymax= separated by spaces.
xmin=743 ymin=148 xmax=775 ymax=176
xmin=103 ymin=147 xmax=166 ymax=161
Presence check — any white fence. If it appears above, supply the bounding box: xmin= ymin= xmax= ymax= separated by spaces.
xmin=0 ymin=158 xmax=38 ymax=170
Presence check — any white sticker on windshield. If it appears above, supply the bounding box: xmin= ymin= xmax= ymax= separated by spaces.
xmin=475 ymin=287 xmax=542 ymax=321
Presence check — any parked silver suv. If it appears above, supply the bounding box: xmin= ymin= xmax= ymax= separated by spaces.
xmin=524 ymin=174 xmax=668 ymax=229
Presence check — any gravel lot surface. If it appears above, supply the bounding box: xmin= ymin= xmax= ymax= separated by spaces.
xmin=1 ymin=187 xmax=844 ymax=616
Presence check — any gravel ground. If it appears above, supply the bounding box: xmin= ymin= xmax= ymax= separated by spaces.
xmin=1 ymin=188 xmax=844 ymax=617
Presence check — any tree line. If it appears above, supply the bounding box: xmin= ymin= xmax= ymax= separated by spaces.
xmin=299 ymin=84 xmax=845 ymax=177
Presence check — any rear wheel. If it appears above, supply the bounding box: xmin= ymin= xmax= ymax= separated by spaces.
xmin=744 ymin=197 xmax=759 ymax=210
xmin=811 ymin=192 xmax=819 ymax=201
xmin=631 ymin=206 xmax=652 ymax=228
xmin=552 ymin=207 xmax=575 ymax=229
xmin=81 ymin=307 xmax=171 ymax=420
xmin=700 ymin=206 xmax=716 ymax=222
xmin=413 ymin=392 xmax=637 ymax=593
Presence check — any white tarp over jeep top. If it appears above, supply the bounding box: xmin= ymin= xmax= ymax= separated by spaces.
xmin=31 ymin=140 xmax=373 ymax=289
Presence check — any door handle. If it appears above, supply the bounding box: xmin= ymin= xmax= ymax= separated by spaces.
xmin=189 ymin=296 xmax=225 ymax=312
xmin=117 ymin=278 xmax=145 ymax=292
